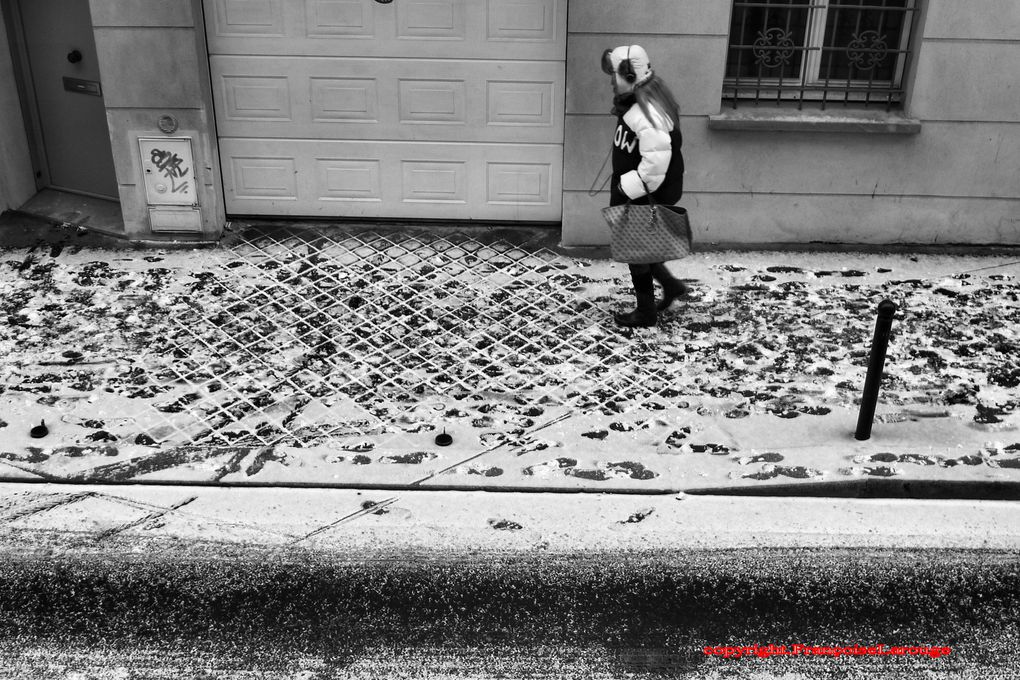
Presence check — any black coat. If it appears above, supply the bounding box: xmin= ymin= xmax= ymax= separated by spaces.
xmin=610 ymin=102 xmax=684 ymax=207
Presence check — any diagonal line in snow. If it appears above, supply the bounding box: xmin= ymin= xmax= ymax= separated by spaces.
xmin=412 ymin=412 xmax=573 ymax=485
xmin=293 ymin=497 xmax=399 ymax=543
xmin=90 ymin=496 xmax=198 ymax=542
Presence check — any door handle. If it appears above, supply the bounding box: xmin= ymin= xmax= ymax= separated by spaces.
xmin=67 ymin=50 xmax=83 ymax=64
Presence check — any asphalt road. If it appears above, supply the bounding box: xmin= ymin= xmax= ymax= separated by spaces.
xmin=0 ymin=546 xmax=1016 ymax=678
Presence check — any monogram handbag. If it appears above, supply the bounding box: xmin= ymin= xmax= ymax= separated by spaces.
xmin=602 ymin=197 xmax=692 ymax=264
xmin=589 ymin=148 xmax=693 ymax=264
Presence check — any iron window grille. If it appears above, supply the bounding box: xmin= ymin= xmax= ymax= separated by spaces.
xmin=723 ymin=0 xmax=920 ymax=110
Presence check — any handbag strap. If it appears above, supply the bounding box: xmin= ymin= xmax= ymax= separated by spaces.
xmin=588 ymin=146 xmax=663 ymax=208
xmin=587 ymin=148 xmax=613 ymax=197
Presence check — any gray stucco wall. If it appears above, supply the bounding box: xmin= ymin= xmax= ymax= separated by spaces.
xmin=4 ymin=1 xmax=1017 ymax=246
xmin=562 ymin=0 xmax=1020 ymax=247
xmin=88 ymin=0 xmax=223 ymax=241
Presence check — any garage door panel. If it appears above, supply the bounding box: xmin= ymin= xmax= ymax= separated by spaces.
xmin=212 ymin=56 xmax=564 ymax=143
xmin=310 ymin=77 xmax=378 ymax=122
xmin=397 ymin=0 xmax=466 ymax=40
xmin=204 ymin=0 xmax=566 ymax=60
xmin=230 ymin=155 xmax=299 ymax=199
xmin=399 ymin=79 xmax=466 ymax=124
xmin=306 ymin=0 xmax=376 ymax=37
xmin=206 ymin=0 xmax=564 ymax=221
xmin=488 ymin=162 xmax=552 ymax=205
xmin=220 ymin=139 xmax=562 ymax=220
xmin=221 ymin=75 xmax=293 ymax=121
xmin=488 ymin=0 xmax=559 ymax=41
xmin=209 ymin=0 xmax=286 ymax=36
xmin=488 ymin=80 xmax=555 ymax=127
xmin=318 ymin=159 xmax=382 ymax=201
xmin=403 ymin=160 xmax=467 ymax=203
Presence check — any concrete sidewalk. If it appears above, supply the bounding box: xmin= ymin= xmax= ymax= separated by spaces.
xmin=1 ymin=217 xmax=1018 ymax=495
xmin=1 ymin=215 xmax=1019 ymax=677
xmin=3 ymin=482 xmax=1020 ymax=555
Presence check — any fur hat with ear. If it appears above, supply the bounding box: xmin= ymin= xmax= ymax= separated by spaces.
xmin=602 ymin=45 xmax=653 ymax=85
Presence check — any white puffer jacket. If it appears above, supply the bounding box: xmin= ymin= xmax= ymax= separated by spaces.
xmin=619 ymin=102 xmax=675 ymax=200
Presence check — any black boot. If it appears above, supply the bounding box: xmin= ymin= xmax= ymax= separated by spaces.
xmin=650 ymin=262 xmax=689 ymax=312
xmin=615 ymin=270 xmax=656 ymax=327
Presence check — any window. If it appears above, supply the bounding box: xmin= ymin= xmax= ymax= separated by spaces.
xmin=724 ymin=0 xmax=920 ymax=110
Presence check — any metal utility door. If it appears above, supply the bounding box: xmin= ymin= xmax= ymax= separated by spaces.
xmin=205 ymin=0 xmax=566 ymax=221
xmin=17 ymin=0 xmax=118 ymax=199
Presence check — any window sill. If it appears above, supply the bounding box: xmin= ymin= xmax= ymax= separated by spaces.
xmin=708 ymin=107 xmax=922 ymax=134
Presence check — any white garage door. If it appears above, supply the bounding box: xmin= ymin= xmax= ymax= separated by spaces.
xmin=204 ymin=0 xmax=566 ymax=222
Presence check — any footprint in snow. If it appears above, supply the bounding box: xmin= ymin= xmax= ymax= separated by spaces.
xmin=361 ymin=500 xmax=413 ymax=520
xmin=859 ymin=452 xmax=898 ymax=463
xmin=744 ymin=465 xmax=821 ymax=481
xmin=361 ymin=500 xmax=389 ymax=515
xmin=665 ymin=427 xmax=692 ymax=448
xmin=479 ymin=432 xmax=507 ymax=447
xmin=991 ymin=458 xmax=1020 ymax=469
xmin=864 ymin=466 xmax=901 ymax=477
xmin=380 ymin=451 xmax=437 ymax=464
xmin=858 ymin=452 xmax=942 ymax=466
xmin=566 ymin=461 xmax=658 ymax=482
xmin=522 ymin=458 xmax=577 ymax=476
xmin=945 ymin=455 xmax=985 ymax=467
xmin=691 ymin=443 xmax=731 ymax=455
xmin=87 ymin=430 xmax=117 ymax=442
xmin=488 ymin=518 xmax=524 ymax=531
xmin=512 ymin=438 xmax=555 ymax=455
xmin=736 ymin=452 xmax=784 ymax=465
xmin=458 ymin=465 xmax=503 ymax=477
xmin=614 ymin=507 xmax=655 ymax=527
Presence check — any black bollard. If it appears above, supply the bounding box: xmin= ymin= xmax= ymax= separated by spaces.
xmin=855 ymin=299 xmax=897 ymax=441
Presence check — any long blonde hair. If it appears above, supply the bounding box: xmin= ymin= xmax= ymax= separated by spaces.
xmin=634 ymin=74 xmax=681 ymax=131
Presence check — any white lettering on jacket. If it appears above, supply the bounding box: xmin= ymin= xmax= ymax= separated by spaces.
xmin=614 ymin=124 xmax=637 ymax=153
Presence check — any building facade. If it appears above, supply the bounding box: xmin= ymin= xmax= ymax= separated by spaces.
xmin=1 ymin=0 xmax=1017 ymax=247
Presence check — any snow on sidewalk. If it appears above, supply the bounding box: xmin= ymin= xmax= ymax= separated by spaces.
xmin=1 ymin=223 xmax=1018 ymax=492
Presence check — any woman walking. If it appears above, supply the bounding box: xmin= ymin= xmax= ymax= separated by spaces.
xmin=602 ymin=45 xmax=688 ymax=327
